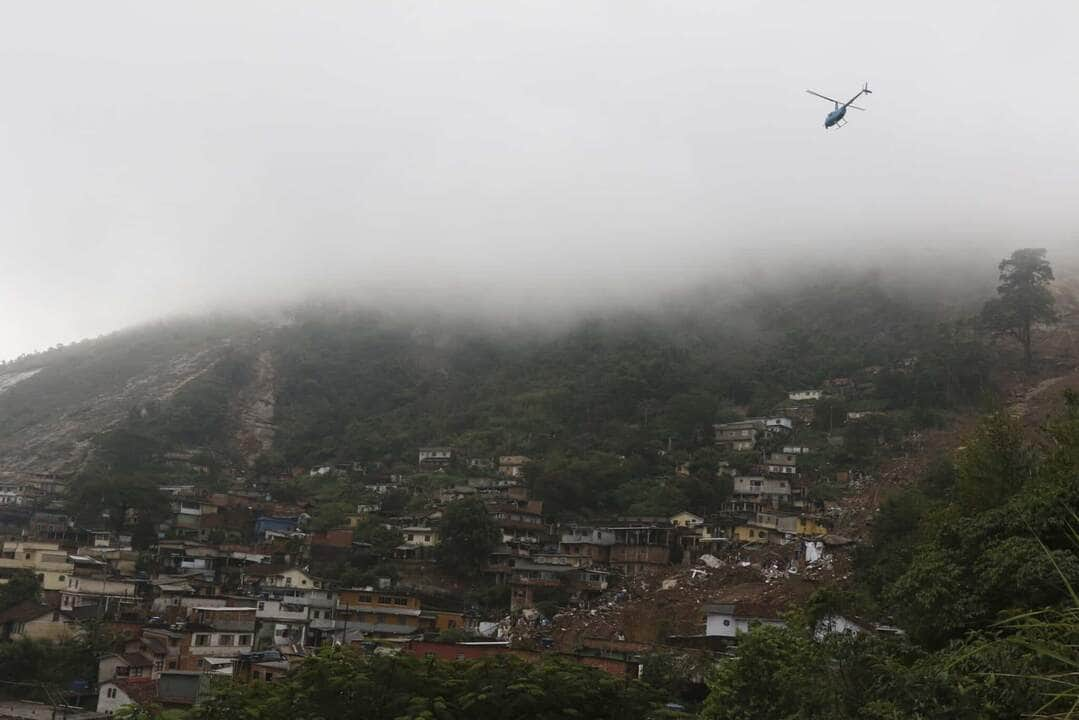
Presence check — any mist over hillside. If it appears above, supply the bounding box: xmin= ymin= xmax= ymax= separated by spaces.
xmin=0 ymin=259 xmax=1007 ymax=479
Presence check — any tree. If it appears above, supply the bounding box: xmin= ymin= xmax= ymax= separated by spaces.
xmin=982 ymin=248 xmax=1058 ymax=369
xmin=954 ymin=411 xmax=1033 ymax=512
xmin=67 ymin=473 xmax=170 ymax=542
xmin=436 ymin=497 xmax=500 ymax=579
xmin=0 ymin=570 xmax=40 ymax=611
xmin=190 ymin=647 xmax=660 ymax=720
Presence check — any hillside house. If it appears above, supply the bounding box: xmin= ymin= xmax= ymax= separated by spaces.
xmin=61 ymin=573 xmax=142 ymax=611
xmin=418 ymin=447 xmax=454 ymax=468
xmin=182 ymin=607 xmax=256 ymax=668
xmin=704 ymin=603 xmax=786 ymax=637
xmin=488 ymin=500 xmax=545 ymax=545
xmin=765 ymin=452 xmax=798 ymax=475
xmin=731 ymin=476 xmax=791 ymax=507
xmin=606 ymin=522 xmax=672 ymax=576
xmin=0 ymin=540 xmax=74 ymax=590
xmin=763 ymin=417 xmax=794 ymax=434
xmin=334 ymin=589 xmax=423 ymax=639
xmin=97 ymin=678 xmax=160 ymax=716
xmin=29 ymin=511 xmax=73 ymax=541
xmin=98 ymin=652 xmax=155 ymax=683
xmin=395 ymin=525 xmax=440 ymax=562
xmin=714 ymin=420 xmax=762 ymax=450
xmin=498 ymin=456 xmax=531 ymax=478
xmin=559 ymin=528 xmax=617 ymax=564
xmin=788 ymin=390 xmax=822 ymax=401
xmin=670 ymin=511 xmax=705 ymax=528
xmin=733 ymin=512 xmax=827 ymax=544
xmin=0 ymin=600 xmax=76 ymax=641
xmin=0 ymin=481 xmax=27 ymax=505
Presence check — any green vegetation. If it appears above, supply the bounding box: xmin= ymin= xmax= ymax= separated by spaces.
xmin=856 ymin=393 xmax=1079 ymax=648
xmin=66 ymin=474 xmax=171 ymax=549
xmin=190 ymin=648 xmax=661 ymax=720
xmin=0 ymin=570 xmax=40 ymax=612
xmin=436 ymin=497 xmax=501 ymax=579
xmin=982 ymin=247 xmax=1059 ymax=369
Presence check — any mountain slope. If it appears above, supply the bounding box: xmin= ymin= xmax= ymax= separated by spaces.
xmin=0 ymin=274 xmax=997 ymax=477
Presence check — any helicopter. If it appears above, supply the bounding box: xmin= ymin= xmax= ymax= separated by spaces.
xmin=806 ymin=82 xmax=872 ymax=129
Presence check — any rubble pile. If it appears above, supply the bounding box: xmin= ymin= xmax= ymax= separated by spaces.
xmin=507 ymin=542 xmax=853 ymax=651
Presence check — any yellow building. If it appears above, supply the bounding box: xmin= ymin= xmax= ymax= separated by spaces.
xmin=0 ymin=541 xmax=74 ymax=591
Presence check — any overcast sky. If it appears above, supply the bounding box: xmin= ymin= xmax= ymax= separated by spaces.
xmin=2 ymin=1 xmax=1077 ymax=359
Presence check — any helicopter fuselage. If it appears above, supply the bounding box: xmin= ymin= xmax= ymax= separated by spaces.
xmin=825 ymin=105 xmax=847 ymax=128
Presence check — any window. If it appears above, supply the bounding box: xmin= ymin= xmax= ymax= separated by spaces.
xmin=423 ymin=535 xmax=431 ymax=542
xmin=194 ymin=634 xmax=209 ymax=647
xmin=723 ymin=619 xmax=731 ymax=626
xmin=393 ymin=598 xmax=407 ymax=606
xmin=265 ymin=672 xmax=273 ymax=683
xmin=116 ymin=666 xmax=130 ymax=677
xmin=312 ymin=610 xmax=320 ymax=619
xmin=153 ymin=661 xmax=163 ymax=673
xmin=407 ymin=534 xmax=414 ymax=541
xmin=58 ymin=575 xmax=65 ymax=581
xmin=257 ymin=601 xmax=265 ymax=610
xmin=131 ymin=666 xmax=143 ymax=677
xmin=238 ymin=635 xmax=251 ymax=645
xmin=218 ymin=634 xmax=234 ymax=646
xmin=168 ymin=661 xmax=177 ymax=670
xmin=107 ymin=688 xmax=117 ymax=699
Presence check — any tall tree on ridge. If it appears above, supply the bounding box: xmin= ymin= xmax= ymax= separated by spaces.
xmin=981 ymin=248 xmax=1058 ymax=370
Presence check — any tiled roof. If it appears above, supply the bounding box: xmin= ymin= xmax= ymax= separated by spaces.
xmin=110 ymin=678 xmax=160 ymax=706
xmin=122 ymin=652 xmax=154 ymax=667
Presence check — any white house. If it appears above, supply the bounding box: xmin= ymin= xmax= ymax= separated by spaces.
xmin=669 ymin=512 xmax=705 ymax=529
xmin=401 ymin=526 xmax=439 ymax=547
xmin=704 ymin=603 xmax=786 ymax=638
xmin=418 ymin=447 xmax=454 ymax=467
xmin=788 ymin=390 xmax=822 ymax=401
xmin=732 ymin=476 xmax=791 ymax=499
xmin=61 ymin=574 xmax=140 ymax=610
xmin=97 ymin=678 xmax=158 ymax=716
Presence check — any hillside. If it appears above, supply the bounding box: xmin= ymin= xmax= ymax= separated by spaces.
xmin=0 ymin=271 xmax=997 ymax=486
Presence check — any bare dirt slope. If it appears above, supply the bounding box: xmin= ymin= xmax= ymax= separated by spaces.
xmin=230 ymin=348 xmax=277 ymax=467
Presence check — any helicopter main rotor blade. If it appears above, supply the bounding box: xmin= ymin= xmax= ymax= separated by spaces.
xmin=847 ymin=104 xmax=866 ymax=111
xmin=805 ymin=89 xmax=840 ymax=104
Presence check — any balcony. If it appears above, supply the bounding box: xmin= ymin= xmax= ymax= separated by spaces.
xmin=256 ymin=603 xmax=307 ymax=622
xmin=512 ymin=576 xmax=562 ymax=588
